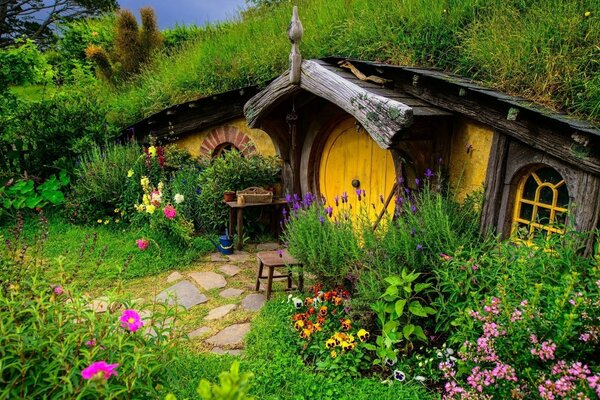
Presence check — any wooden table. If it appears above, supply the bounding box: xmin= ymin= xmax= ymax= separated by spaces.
xmin=255 ymin=249 xmax=303 ymax=300
xmin=224 ymin=198 xmax=288 ymax=250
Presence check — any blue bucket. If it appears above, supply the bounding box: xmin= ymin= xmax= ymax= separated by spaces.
xmin=219 ymin=235 xmax=234 ymax=255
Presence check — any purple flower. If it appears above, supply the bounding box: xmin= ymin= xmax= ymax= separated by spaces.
xmin=282 ymin=208 xmax=287 ymax=216
xmin=325 ymin=206 xmax=333 ymax=217
xmin=293 ymin=202 xmax=301 ymax=211
xmin=293 ymin=193 xmax=300 ymax=203
xmin=411 ymin=204 xmax=417 ymax=214
xmin=404 ymin=187 xmax=410 ymax=195
xmin=53 ymin=285 xmax=64 ymax=295
xmin=319 ymin=215 xmax=325 ymax=224
xmin=424 ymin=168 xmax=434 ymax=179
xmin=341 ymin=192 xmax=348 ymax=203
xmin=396 ymin=196 xmax=404 ymax=206
xmin=304 ymin=192 xmax=315 ymax=206
xmin=285 ymin=194 xmax=292 ymax=203
xmin=120 ymin=309 xmax=144 ymax=332
xmin=277 ymin=249 xmax=283 ymax=258
xmin=334 ymin=195 xmax=339 ymax=206
xmin=393 ymin=370 xmax=406 ymax=381
xmin=86 ymin=339 xmax=97 ymax=347
xmin=411 ymin=227 xmax=416 ymax=237
xmin=415 ymin=178 xmax=420 ymax=187
xmin=416 ymin=244 xmax=423 ymax=251
xmin=397 ymin=177 xmax=404 ymax=185
xmin=355 ymin=189 xmax=362 ymax=201
xmin=81 ymin=361 xmax=119 ymax=381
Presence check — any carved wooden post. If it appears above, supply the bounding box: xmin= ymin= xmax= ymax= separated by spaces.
xmin=287 ymin=6 xmax=303 ymax=85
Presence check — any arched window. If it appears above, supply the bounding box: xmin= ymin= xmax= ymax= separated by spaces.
xmin=512 ymin=166 xmax=569 ymax=239
xmin=213 ymin=142 xmax=239 ymax=158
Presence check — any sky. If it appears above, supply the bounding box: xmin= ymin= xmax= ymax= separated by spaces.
xmin=117 ymin=0 xmax=249 ymax=29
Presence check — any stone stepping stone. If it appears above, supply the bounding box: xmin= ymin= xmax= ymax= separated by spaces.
xmin=189 ymin=326 xmax=211 ymax=338
xmin=219 ymin=264 xmax=241 ymax=277
xmin=155 ymin=280 xmax=208 ymax=309
xmin=206 ymin=323 xmax=251 ymax=347
xmin=241 ymin=293 xmax=266 ymax=311
xmin=256 ymin=242 xmax=280 ymax=251
xmin=166 ymin=271 xmax=183 ymax=283
xmin=205 ymin=304 xmax=237 ymax=321
xmin=88 ymin=297 xmax=109 ymax=313
xmin=210 ymin=252 xmax=228 ymax=262
xmin=211 ymin=347 xmax=242 ymax=356
xmin=189 ymin=271 xmax=227 ymax=291
xmin=219 ymin=288 xmax=244 ymax=299
xmin=227 ymin=251 xmax=252 ymax=263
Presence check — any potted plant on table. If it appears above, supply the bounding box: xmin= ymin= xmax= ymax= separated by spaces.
xmin=223 ymin=190 xmax=236 ymax=202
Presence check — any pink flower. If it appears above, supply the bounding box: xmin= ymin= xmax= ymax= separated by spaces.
xmin=53 ymin=285 xmax=63 ymax=295
xmin=86 ymin=338 xmax=97 ymax=347
xmin=120 ymin=309 xmax=144 ymax=332
xmin=163 ymin=204 xmax=177 ymax=220
xmin=579 ymin=333 xmax=590 ymax=342
xmin=81 ymin=361 xmax=119 ymax=381
xmin=136 ymin=238 xmax=149 ymax=251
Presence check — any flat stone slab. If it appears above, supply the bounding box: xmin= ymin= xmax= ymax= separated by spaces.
xmin=211 ymin=347 xmax=242 ymax=356
xmin=189 ymin=271 xmax=227 ymax=291
xmin=241 ymin=293 xmax=266 ymax=311
xmin=205 ymin=304 xmax=237 ymax=321
xmin=88 ymin=297 xmax=109 ymax=313
xmin=219 ymin=264 xmax=241 ymax=277
xmin=155 ymin=280 xmax=208 ymax=309
xmin=188 ymin=326 xmax=211 ymax=338
xmin=219 ymin=288 xmax=245 ymax=299
xmin=227 ymin=251 xmax=252 ymax=263
xmin=210 ymin=252 xmax=228 ymax=262
xmin=205 ymin=323 xmax=251 ymax=347
xmin=256 ymin=242 xmax=280 ymax=251
xmin=166 ymin=271 xmax=183 ymax=283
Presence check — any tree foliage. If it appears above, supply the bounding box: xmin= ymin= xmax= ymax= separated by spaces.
xmin=0 ymin=0 xmax=117 ymax=48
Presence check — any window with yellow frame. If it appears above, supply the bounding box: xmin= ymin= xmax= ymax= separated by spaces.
xmin=512 ymin=166 xmax=569 ymax=240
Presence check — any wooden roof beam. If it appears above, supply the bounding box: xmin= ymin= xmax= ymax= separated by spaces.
xmin=244 ymin=59 xmax=413 ymax=149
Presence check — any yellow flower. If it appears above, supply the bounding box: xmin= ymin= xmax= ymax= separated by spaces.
xmin=358 ymin=329 xmax=370 ymax=342
xmin=347 ymin=334 xmax=355 ymax=343
xmin=300 ymin=328 xmax=312 ymax=339
xmin=584 ymin=11 xmax=591 ymax=17
xmin=127 ymin=169 xmax=134 ymax=178
xmin=294 ymin=320 xmax=304 ymax=331
xmin=114 ymin=208 xmax=120 ymax=213
xmin=140 ymin=176 xmax=150 ymax=189
xmin=326 ymin=339 xmax=336 ymax=349
xmin=148 ymin=146 xmax=157 ymax=157
xmin=330 ymin=350 xmax=337 ymax=358
xmin=104 ymin=220 xmax=109 ymax=225
xmin=115 ymin=219 xmax=120 ymax=223
xmin=146 ymin=205 xmax=156 ymax=214
xmin=97 ymin=219 xmax=103 ymax=224
xmin=142 ymin=194 xmax=150 ymax=206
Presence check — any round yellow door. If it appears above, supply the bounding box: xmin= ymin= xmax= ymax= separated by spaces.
xmin=318 ymin=117 xmax=396 ymax=218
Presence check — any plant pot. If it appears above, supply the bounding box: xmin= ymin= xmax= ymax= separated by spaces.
xmin=223 ymin=191 xmax=236 ymax=202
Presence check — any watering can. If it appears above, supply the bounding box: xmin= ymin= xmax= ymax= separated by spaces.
xmin=208 ymin=228 xmax=234 ymax=255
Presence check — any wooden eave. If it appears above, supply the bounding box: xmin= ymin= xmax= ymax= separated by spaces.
xmin=120 ymin=86 xmax=262 ymax=143
xmin=244 ymin=59 xmax=420 ymax=150
xmin=322 ymin=57 xmax=600 ymax=175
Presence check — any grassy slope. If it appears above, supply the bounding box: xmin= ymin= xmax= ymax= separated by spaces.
xmin=168 ymin=300 xmax=435 ymax=400
xmin=105 ymin=0 xmax=600 ymax=127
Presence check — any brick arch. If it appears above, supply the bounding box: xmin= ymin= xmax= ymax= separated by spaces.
xmin=200 ymin=125 xmax=256 ymax=157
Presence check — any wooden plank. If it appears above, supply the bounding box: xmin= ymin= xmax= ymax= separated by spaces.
xmin=480 ymin=131 xmax=509 ymax=234
xmin=245 ymin=60 xmax=414 ymax=149
xmin=397 ymin=80 xmax=600 ymax=175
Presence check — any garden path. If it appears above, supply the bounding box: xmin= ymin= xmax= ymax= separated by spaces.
xmin=110 ymin=242 xmax=287 ymax=356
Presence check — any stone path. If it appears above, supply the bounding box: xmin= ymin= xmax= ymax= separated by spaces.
xmin=112 ymin=247 xmax=296 ymax=356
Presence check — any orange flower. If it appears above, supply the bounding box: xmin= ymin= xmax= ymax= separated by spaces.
xmin=314 ymin=323 xmax=322 ymax=332
xmin=300 ymin=328 xmax=312 ymax=339
xmin=292 ymin=313 xmax=305 ymax=321
xmin=317 ymin=316 xmax=326 ymax=325
xmin=341 ymin=319 xmax=351 ymax=331
xmin=307 ymin=306 xmax=315 ymax=316
xmin=324 ymin=291 xmax=334 ymax=301
xmin=333 ymin=296 xmax=343 ymax=306
xmin=319 ymin=305 xmax=328 ymax=317
xmin=304 ymin=297 xmax=314 ymax=307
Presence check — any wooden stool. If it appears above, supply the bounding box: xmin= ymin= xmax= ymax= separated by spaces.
xmin=255 ymin=250 xmax=303 ymax=300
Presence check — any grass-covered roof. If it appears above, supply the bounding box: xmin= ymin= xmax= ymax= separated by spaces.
xmin=105 ymin=0 xmax=600 ymax=128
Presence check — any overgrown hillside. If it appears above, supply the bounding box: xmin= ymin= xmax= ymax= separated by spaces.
xmin=106 ymin=0 xmax=600 ymax=127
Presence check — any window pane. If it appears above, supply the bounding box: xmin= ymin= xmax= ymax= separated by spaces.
xmin=536 ymin=167 xmax=563 ymax=185
xmin=557 ymin=186 xmax=569 ymax=208
xmin=535 ymin=206 xmax=551 ymax=225
xmin=555 ymin=210 xmax=567 ymax=226
xmin=522 ymin=175 xmax=538 ymax=200
xmin=539 ymin=186 xmax=555 ymax=205
xmin=519 ymin=202 xmax=534 ymax=221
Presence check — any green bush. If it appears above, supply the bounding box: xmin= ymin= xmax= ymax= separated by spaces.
xmin=0 ymin=39 xmax=54 ymax=87
xmin=196 ymin=150 xmax=281 ymax=234
xmin=0 ymin=222 xmax=182 ymax=399
xmin=67 ymin=142 xmax=141 ymax=223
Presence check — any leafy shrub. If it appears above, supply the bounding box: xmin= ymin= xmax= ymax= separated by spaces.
xmin=0 ymin=38 xmax=54 ymax=86
xmin=0 ymin=171 xmax=69 ymax=221
xmin=282 ymin=195 xmax=361 ymax=288
xmin=196 ymin=150 xmax=281 ymax=234
xmin=67 ymin=142 xmax=141 ymax=223
xmin=0 ymin=219 xmax=181 ymax=399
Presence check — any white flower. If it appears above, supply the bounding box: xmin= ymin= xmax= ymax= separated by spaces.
xmin=393 ymin=370 xmax=405 ymax=382
xmin=445 ymin=348 xmax=455 ymax=356
xmin=174 ymin=193 xmax=185 ymax=204
xmin=414 ymin=376 xmax=426 ymax=383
